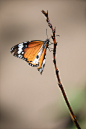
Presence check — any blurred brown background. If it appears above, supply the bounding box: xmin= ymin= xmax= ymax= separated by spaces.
xmin=0 ymin=0 xmax=86 ymax=129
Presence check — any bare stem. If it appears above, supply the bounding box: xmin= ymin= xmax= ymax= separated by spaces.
xmin=42 ymin=10 xmax=81 ymax=129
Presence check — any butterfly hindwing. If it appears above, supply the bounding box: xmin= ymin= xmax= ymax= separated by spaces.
xmin=28 ymin=46 xmax=43 ymax=66
xmin=38 ymin=44 xmax=47 ymax=74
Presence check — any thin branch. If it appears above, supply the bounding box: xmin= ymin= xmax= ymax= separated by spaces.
xmin=42 ymin=10 xmax=81 ymax=129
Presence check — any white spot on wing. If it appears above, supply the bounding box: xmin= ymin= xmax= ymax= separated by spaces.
xmin=22 ymin=52 xmax=24 ymax=54
xmin=18 ymin=54 xmax=23 ymax=58
xmin=32 ymin=58 xmax=39 ymax=64
xmin=18 ymin=43 xmax=23 ymax=54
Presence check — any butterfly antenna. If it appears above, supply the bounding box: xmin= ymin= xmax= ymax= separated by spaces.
xmin=46 ymin=29 xmax=48 ymax=39
xmin=55 ymin=26 xmax=56 ymax=33
xmin=55 ymin=27 xmax=60 ymax=37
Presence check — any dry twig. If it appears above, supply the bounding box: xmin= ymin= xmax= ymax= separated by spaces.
xmin=42 ymin=10 xmax=81 ymax=129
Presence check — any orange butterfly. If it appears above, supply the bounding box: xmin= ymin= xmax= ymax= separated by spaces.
xmin=10 ymin=39 xmax=52 ymax=74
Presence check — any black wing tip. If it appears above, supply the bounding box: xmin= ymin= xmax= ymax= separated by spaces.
xmin=10 ymin=45 xmax=17 ymax=53
xmin=10 ymin=47 xmax=18 ymax=59
xmin=10 ymin=48 xmax=13 ymax=53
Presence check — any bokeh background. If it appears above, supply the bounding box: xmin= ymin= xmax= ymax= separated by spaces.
xmin=0 ymin=0 xmax=86 ymax=129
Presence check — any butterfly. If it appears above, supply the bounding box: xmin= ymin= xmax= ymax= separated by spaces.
xmin=10 ymin=38 xmax=53 ymax=74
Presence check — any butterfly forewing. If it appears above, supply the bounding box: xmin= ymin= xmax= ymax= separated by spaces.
xmin=10 ymin=39 xmax=49 ymax=74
